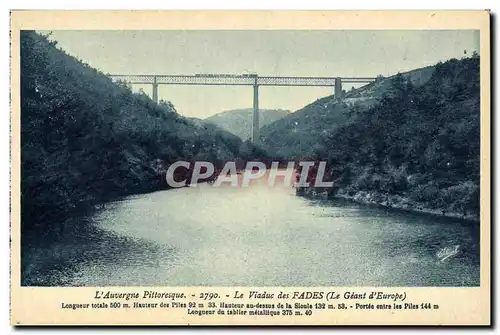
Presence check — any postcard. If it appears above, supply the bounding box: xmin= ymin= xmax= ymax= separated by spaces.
xmin=10 ymin=10 xmax=490 ymax=325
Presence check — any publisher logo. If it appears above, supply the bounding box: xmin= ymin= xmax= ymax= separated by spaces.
xmin=164 ymin=161 xmax=334 ymax=188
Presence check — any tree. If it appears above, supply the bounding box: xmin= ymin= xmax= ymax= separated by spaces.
xmin=158 ymin=99 xmax=177 ymax=114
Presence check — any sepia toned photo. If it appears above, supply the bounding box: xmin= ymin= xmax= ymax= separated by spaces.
xmin=10 ymin=10 xmax=490 ymax=325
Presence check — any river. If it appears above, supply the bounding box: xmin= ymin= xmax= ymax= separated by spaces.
xmin=30 ymin=179 xmax=475 ymax=288
xmin=35 ymin=178 xmax=479 ymax=286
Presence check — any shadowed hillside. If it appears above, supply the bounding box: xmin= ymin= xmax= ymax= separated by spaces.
xmin=20 ymin=31 xmax=263 ymax=236
xmin=205 ymin=108 xmax=290 ymax=140
xmin=261 ymin=57 xmax=480 ymax=220
xmin=260 ymin=66 xmax=435 ymax=158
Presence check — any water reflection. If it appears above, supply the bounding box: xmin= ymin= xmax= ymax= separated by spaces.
xmin=52 ymin=183 xmax=479 ymax=286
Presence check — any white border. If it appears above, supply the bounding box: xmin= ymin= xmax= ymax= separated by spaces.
xmin=2 ymin=1 xmax=498 ymax=333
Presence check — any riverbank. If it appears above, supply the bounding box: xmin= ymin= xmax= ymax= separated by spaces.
xmin=296 ymin=186 xmax=479 ymax=222
xmin=337 ymin=189 xmax=479 ymax=222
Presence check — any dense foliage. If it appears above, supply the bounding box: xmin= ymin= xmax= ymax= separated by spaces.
xmin=262 ymin=56 xmax=480 ymax=218
xmin=260 ymin=66 xmax=436 ymax=159
xmin=327 ymin=56 xmax=480 ymax=217
xmin=259 ymin=96 xmax=352 ymax=158
xmin=20 ymin=31 xmax=259 ymax=235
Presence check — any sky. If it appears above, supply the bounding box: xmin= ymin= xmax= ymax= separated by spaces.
xmin=44 ymin=30 xmax=479 ymax=118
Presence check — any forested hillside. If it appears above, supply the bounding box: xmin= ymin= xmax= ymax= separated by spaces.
xmin=20 ymin=31 xmax=260 ymax=235
xmin=260 ymin=66 xmax=435 ymax=158
xmin=326 ymin=56 xmax=480 ymax=219
xmin=206 ymin=108 xmax=290 ymax=140
xmin=262 ymin=57 xmax=480 ymax=219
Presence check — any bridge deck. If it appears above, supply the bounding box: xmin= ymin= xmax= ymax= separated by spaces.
xmin=109 ymin=74 xmax=376 ymax=86
xmin=107 ymin=73 xmax=377 ymax=145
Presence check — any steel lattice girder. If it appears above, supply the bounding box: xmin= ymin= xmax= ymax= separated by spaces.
xmin=108 ymin=74 xmax=376 ymax=86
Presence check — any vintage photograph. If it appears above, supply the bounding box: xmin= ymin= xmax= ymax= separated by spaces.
xmin=20 ymin=27 xmax=481 ymax=288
